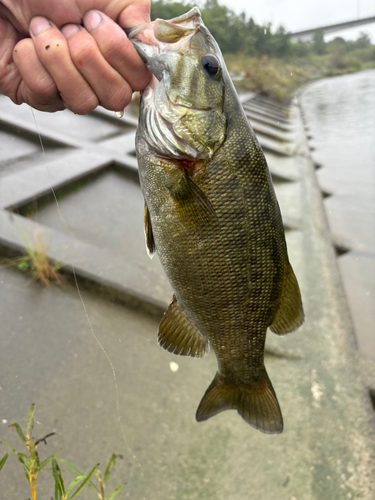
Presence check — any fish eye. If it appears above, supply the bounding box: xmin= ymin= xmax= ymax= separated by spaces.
xmin=201 ymin=54 xmax=221 ymax=80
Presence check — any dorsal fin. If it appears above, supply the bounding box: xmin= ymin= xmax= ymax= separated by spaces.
xmin=270 ymin=263 xmax=304 ymax=335
xmin=158 ymin=295 xmax=210 ymax=358
xmin=143 ymin=202 xmax=156 ymax=258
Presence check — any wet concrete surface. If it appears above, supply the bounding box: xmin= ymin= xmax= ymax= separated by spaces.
xmin=31 ymin=169 xmax=149 ymax=259
xmin=0 ymin=265 xmax=314 ymax=500
xmin=1 ymin=91 xmax=375 ymax=499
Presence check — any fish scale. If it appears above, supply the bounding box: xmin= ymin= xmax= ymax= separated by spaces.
xmin=128 ymin=7 xmax=304 ymax=433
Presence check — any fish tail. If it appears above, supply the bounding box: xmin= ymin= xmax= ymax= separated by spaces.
xmin=196 ymin=369 xmax=283 ymax=434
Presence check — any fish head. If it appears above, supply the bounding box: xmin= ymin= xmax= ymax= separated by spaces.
xmin=128 ymin=8 xmax=227 ymax=161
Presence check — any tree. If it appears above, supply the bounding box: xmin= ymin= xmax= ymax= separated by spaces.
xmin=312 ymin=29 xmax=326 ymax=55
xmin=355 ymin=32 xmax=371 ymax=49
xmin=151 ymin=1 xmax=194 ymax=21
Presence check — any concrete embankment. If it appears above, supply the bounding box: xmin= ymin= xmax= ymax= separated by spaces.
xmin=0 ymin=90 xmax=374 ymax=499
xmin=298 ymin=70 xmax=375 ymax=363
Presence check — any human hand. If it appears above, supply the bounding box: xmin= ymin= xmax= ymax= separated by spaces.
xmin=0 ymin=0 xmax=151 ymax=113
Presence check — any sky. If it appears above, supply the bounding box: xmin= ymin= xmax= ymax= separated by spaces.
xmin=218 ymin=0 xmax=375 ymax=41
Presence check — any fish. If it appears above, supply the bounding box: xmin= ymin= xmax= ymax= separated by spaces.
xmin=127 ymin=7 xmax=304 ymax=434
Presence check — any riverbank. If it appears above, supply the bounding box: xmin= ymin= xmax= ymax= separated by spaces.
xmin=226 ymin=47 xmax=375 ymax=101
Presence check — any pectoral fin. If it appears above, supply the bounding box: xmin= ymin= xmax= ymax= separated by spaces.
xmin=166 ymin=168 xmax=217 ymax=224
xmin=270 ymin=263 xmax=304 ymax=335
xmin=158 ymin=295 xmax=210 ymax=358
xmin=144 ymin=202 xmax=156 ymax=258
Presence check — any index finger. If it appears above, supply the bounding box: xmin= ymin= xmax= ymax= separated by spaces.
xmin=83 ymin=10 xmax=150 ymax=91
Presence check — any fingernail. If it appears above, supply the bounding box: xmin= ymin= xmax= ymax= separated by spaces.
xmin=84 ymin=10 xmax=102 ymax=32
xmin=30 ymin=16 xmax=52 ymax=36
xmin=61 ymin=24 xmax=81 ymax=39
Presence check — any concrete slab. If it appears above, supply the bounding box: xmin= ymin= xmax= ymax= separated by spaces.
xmin=317 ymin=164 xmax=375 ymax=200
xmin=265 ymin=151 xmax=303 ymax=181
xmin=0 ymin=150 xmax=113 ymax=210
xmin=0 ymin=95 xmax=126 ymax=142
xmin=0 ymin=127 xmax=42 ymax=163
xmin=323 ymin=194 xmax=375 ymax=254
xmin=30 ymin=170 xmax=143 ymax=255
xmin=252 ymin=96 xmax=291 ymax=115
xmin=273 ymin=181 xmax=302 ymax=228
xmin=0 ymin=108 xmax=139 ymax=167
xmin=254 ymin=132 xmax=293 ymax=156
xmin=242 ymin=102 xmax=292 ymax=124
xmin=0 ymin=148 xmax=73 ymax=179
xmin=0 ymin=209 xmax=171 ymax=313
xmin=247 ymin=117 xmax=296 ymax=143
xmin=245 ymin=110 xmax=295 ymax=132
xmin=338 ymin=252 xmax=375 ymax=359
xmin=246 ymin=101 xmax=291 ymax=121
xmin=99 ymin=132 xmax=137 ymax=157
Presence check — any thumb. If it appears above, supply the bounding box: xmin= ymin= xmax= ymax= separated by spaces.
xmin=117 ymin=1 xmax=150 ymax=29
xmin=0 ymin=16 xmax=22 ymax=102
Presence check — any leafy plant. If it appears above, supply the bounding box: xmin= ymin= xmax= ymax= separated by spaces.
xmin=1 ymin=403 xmax=58 ymax=500
xmin=52 ymin=459 xmax=98 ymax=500
xmin=0 ymin=404 xmax=125 ymax=500
xmin=61 ymin=456 xmax=125 ymax=500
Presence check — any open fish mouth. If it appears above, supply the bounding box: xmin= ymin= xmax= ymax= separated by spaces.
xmin=126 ymin=7 xmax=202 ymax=62
xmin=126 ymin=8 xmax=203 ymax=83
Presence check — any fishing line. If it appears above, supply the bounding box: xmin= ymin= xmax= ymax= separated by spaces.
xmin=30 ymin=108 xmax=143 ymax=472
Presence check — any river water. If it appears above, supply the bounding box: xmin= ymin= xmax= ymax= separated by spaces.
xmin=300 ymin=70 xmax=375 ymax=359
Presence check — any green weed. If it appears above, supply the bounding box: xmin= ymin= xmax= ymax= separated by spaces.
xmin=0 ymin=233 xmax=63 ymax=285
xmin=0 ymin=404 xmax=125 ymax=500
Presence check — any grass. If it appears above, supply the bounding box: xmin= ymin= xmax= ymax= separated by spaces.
xmin=0 ymin=404 xmax=125 ymax=500
xmin=224 ymin=46 xmax=375 ymax=102
xmin=225 ymin=53 xmax=316 ymax=101
xmin=0 ymin=233 xmax=63 ymax=286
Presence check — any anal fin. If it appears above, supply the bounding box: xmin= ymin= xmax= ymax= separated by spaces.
xmin=158 ymin=295 xmax=209 ymax=358
xmin=196 ymin=369 xmax=283 ymax=434
xmin=270 ymin=263 xmax=304 ymax=335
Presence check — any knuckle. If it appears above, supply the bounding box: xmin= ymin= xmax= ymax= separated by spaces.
xmin=101 ymin=33 xmax=129 ymax=61
xmin=132 ymin=70 xmax=152 ymax=91
xmin=32 ymin=97 xmax=65 ymax=113
xmin=69 ymin=37 xmax=97 ymax=64
xmin=30 ymin=72 xmax=56 ymax=97
xmin=104 ymin=87 xmax=132 ymax=111
xmin=68 ymin=91 xmax=98 ymax=115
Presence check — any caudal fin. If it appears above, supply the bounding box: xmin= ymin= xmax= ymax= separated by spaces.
xmin=196 ymin=370 xmax=283 ymax=434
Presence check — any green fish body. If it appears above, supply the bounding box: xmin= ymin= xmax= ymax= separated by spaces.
xmin=128 ymin=8 xmax=304 ymax=433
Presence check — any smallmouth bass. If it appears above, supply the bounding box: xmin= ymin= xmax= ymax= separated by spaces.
xmin=128 ymin=8 xmax=304 ymax=433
